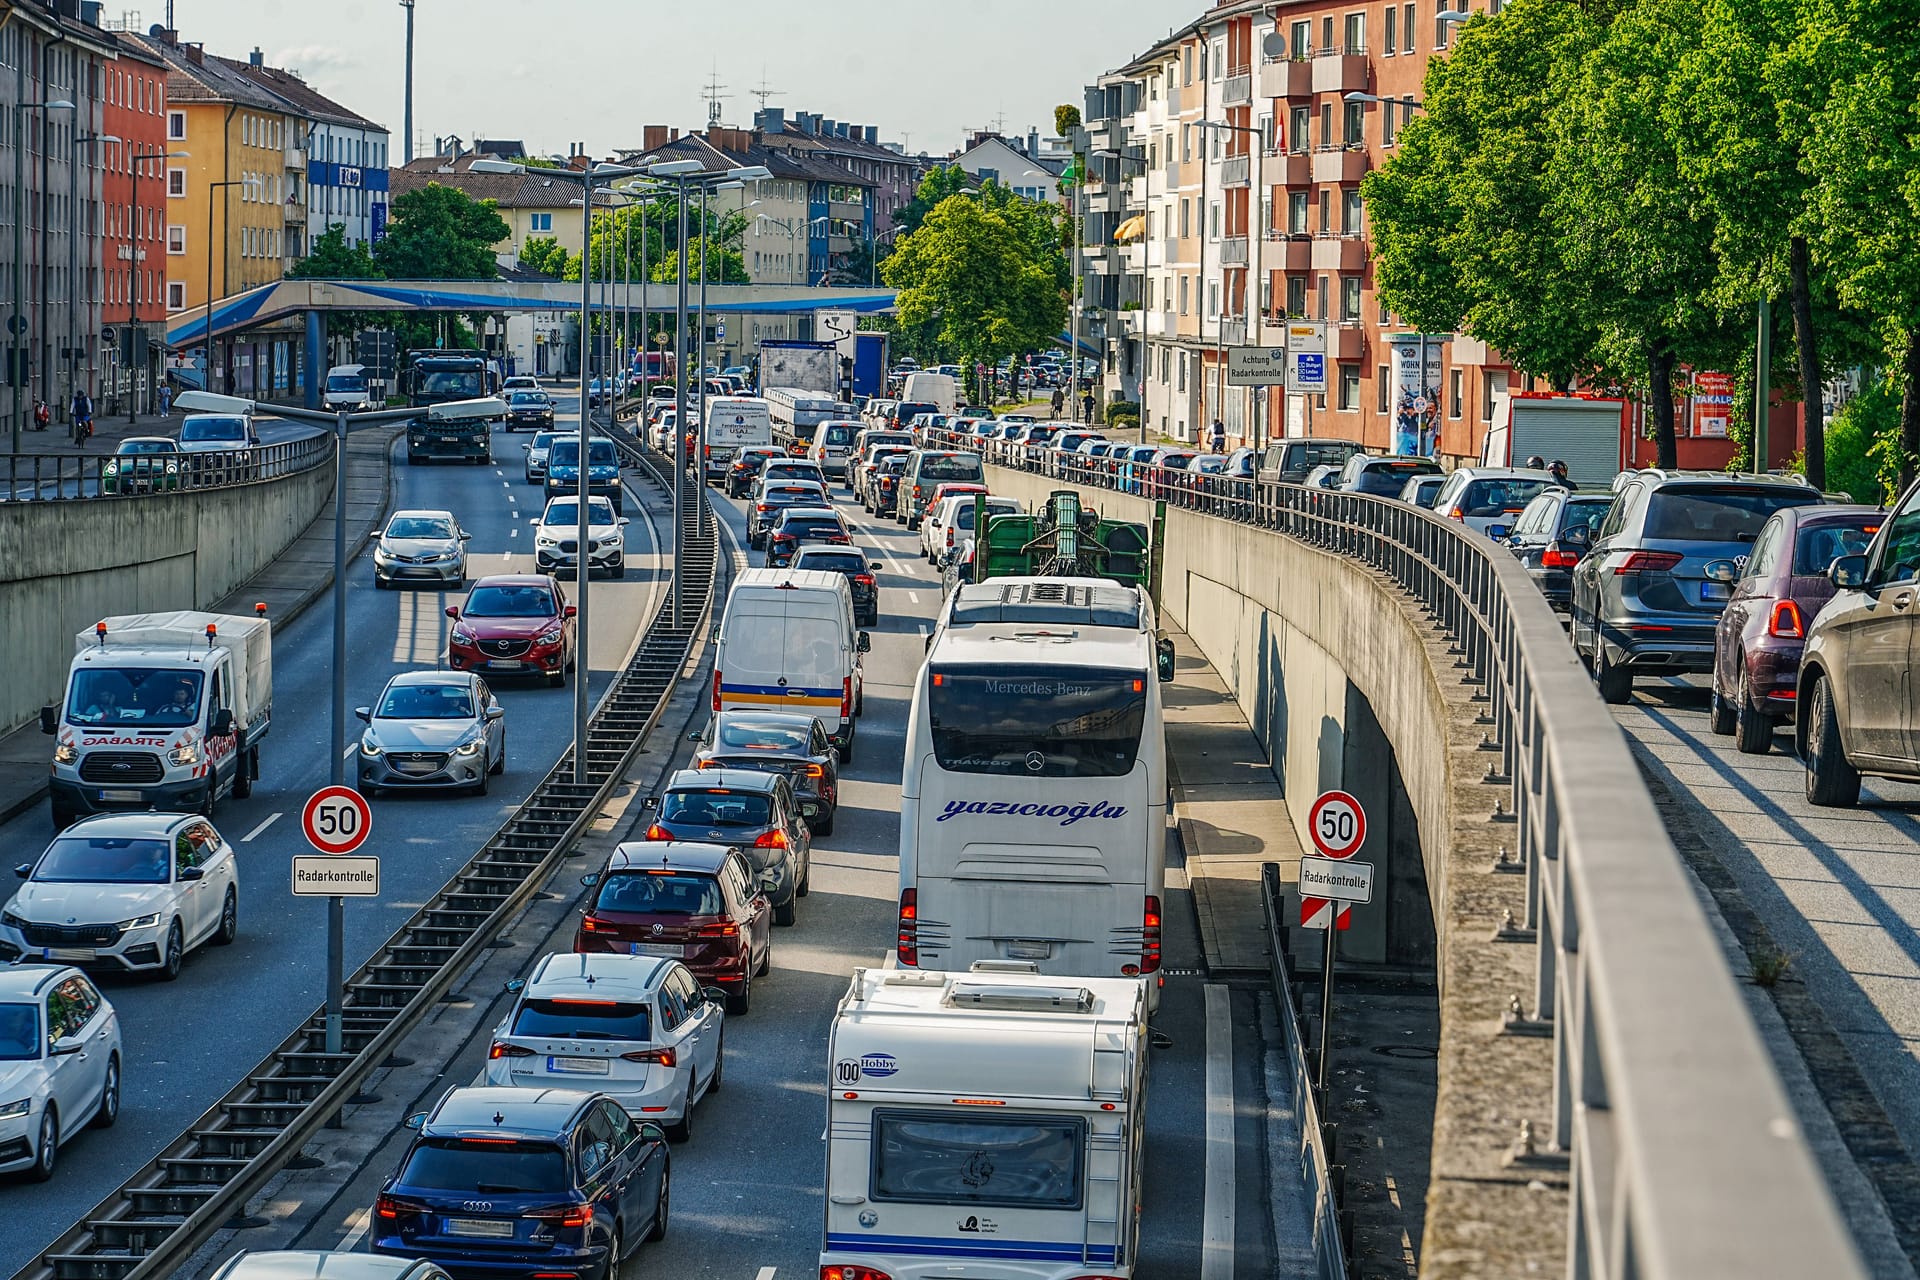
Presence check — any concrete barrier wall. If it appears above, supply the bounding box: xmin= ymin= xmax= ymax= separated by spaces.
xmin=0 ymin=457 xmax=334 ymax=734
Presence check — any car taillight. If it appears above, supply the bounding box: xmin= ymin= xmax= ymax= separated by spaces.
xmin=754 ymin=827 xmax=789 ymax=849
xmin=696 ymin=920 xmax=740 ymax=937
xmin=822 ymin=1268 xmax=894 ymax=1280
xmin=644 ymin=823 xmax=672 ymax=840
xmin=713 ymin=670 xmax=723 ymax=713
xmin=897 ymin=887 xmax=918 ymax=965
xmin=1613 ymin=550 xmax=1684 ymax=576
xmin=377 ymin=1194 xmax=427 ymax=1220
xmin=1444 ymin=507 xmax=1465 ymax=521
xmin=489 ymin=1042 xmax=535 ymax=1060
xmin=1769 ymin=599 xmax=1805 ymax=638
xmin=756 ymin=503 xmax=772 ymax=513
xmin=527 ymin=1204 xmax=593 ymax=1229
xmin=854 ymin=574 xmax=875 ymax=587
xmin=945 ymin=528 xmax=954 ymax=547
xmin=580 ymin=914 xmax=614 ymax=933
xmin=621 ymin=1047 xmax=676 ymax=1066
xmin=804 ymin=763 xmax=826 ymax=779
xmin=1141 ymin=894 xmax=1162 ymax=974
xmin=841 ymin=676 xmax=853 ymax=719
xmin=1540 ymin=543 xmax=1581 ymax=569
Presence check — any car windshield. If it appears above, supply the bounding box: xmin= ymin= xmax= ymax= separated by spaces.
xmin=510 ymin=997 xmax=651 ymax=1042
xmin=1793 ymin=522 xmax=1879 ymax=575
xmin=1560 ymin=498 xmax=1612 ymax=538
xmin=180 ymin=417 xmax=245 ymax=442
xmin=1643 ymin=487 xmax=1824 ymax=542
xmin=34 ymin=836 xmax=171 ymax=884
xmin=919 ymin=454 xmax=983 ymax=483
xmin=595 ymin=871 xmax=725 ymax=915
xmin=464 ymin=585 xmax=557 ymax=618
xmin=66 ymin=668 xmax=203 ymax=728
xmin=929 ymin=664 xmax=1147 ymax=778
xmin=897 ymin=402 xmax=937 ymax=420
xmin=876 ymin=458 xmax=907 ymax=474
xmin=823 ymin=424 xmax=855 ymax=445
xmin=549 ymin=440 xmax=616 ymax=466
xmin=1460 ymin=478 xmax=1555 ymax=517
xmin=509 ymin=392 xmax=546 ymax=407
xmin=544 ymin=499 xmax=616 ymax=527
xmin=400 ymin=1139 xmax=569 ymax=1194
xmin=765 ymin=486 xmax=824 ymax=503
xmin=118 ymin=440 xmax=174 ymax=455
xmin=778 ymin=518 xmax=845 ymax=538
xmin=661 ymin=789 xmax=774 ymax=827
xmin=325 ymin=375 xmax=365 ymax=392
xmin=0 ymin=1005 xmax=36 ymax=1061
xmin=794 ymin=551 xmax=866 ymax=575
xmin=377 ymin=682 xmax=475 ymax=720
xmin=716 ymin=716 xmax=812 ymax=753
xmin=531 ymin=433 xmax=555 ymax=450
xmin=954 ymin=502 xmax=1017 ymax=531
xmin=386 ymin=516 xmax=454 ymax=540
xmin=1353 ymin=461 xmax=1441 ymax=495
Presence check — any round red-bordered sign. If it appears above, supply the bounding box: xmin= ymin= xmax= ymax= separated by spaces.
xmin=302 ymin=785 xmax=372 ymax=855
xmin=1308 ymin=790 xmax=1367 ymax=860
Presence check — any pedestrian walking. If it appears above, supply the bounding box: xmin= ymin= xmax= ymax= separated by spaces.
xmin=1209 ymin=418 xmax=1226 ymax=455
xmin=1081 ymin=388 xmax=1096 ymax=424
xmin=158 ymin=383 xmax=171 ymax=418
xmin=1050 ymin=386 xmax=1065 ymax=420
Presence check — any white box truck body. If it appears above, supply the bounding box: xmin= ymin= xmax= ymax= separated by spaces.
xmin=1479 ymin=392 xmax=1628 ymax=489
xmin=901 ymin=371 xmax=958 ymax=417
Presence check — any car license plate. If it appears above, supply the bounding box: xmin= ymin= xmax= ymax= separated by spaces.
xmin=1006 ymin=941 xmax=1052 ymax=961
xmin=1487 ymin=525 xmax=1510 ymax=540
xmin=98 ymin=789 xmax=143 ymax=803
xmin=487 ymin=660 xmax=525 ymax=671
xmin=1702 ymin=581 xmax=1731 ymax=601
xmin=444 ymin=1217 xmax=514 ymax=1239
xmin=41 ymin=947 xmax=93 ymax=962
xmin=547 ymin=1056 xmax=610 ymax=1075
xmin=628 ymin=942 xmax=684 ymax=958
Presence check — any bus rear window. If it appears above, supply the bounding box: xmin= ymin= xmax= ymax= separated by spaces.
xmin=918 ymin=454 xmax=984 ymax=484
xmin=928 ymin=665 xmax=1145 ymax=778
xmin=871 ymin=1110 xmax=1084 ymax=1210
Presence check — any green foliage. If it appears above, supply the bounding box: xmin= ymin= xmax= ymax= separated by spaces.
xmin=518 ymin=235 xmax=573 ymax=279
xmin=289 ymin=223 xmax=380 ymax=280
xmin=1104 ymin=400 xmax=1140 ymax=428
xmin=373 ymin=183 xmax=510 ymax=279
xmin=1054 ymin=105 xmax=1081 ymax=139
xmin=895 ymin=165 xmax=975 ymax=236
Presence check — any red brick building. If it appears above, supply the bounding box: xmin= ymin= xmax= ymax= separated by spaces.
xmin=105 ymin=33 xmax=169 ymax=412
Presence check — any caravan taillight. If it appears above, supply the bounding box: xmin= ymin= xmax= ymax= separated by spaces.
xmin=821 ymin=1267 xmax=894 ymax=1280
xmin=896 ymin=888 xmax=918 ymax=966
xmin=1140 ymin=895 xmax=1162 ymax=975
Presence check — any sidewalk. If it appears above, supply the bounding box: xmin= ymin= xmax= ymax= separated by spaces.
xmin=14 ymin=408 xmax=187 ymax=454
xmin=0 ymin=422 xmax=403 ymax=824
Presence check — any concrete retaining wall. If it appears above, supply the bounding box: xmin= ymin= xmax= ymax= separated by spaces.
xmin=0 ymin=456 xmax=334 ymax=734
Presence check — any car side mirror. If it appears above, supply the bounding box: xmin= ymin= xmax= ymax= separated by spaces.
xmin=563 ymin=605 xmax=579 ymax=618
xmin=758 ymin=873 xmax=780 ymax=894
xmin=460 ymin=532 xmax=472 ymax=540
xmin=179 ymin=865 xmax=205 ymax=882
xmin=354 ymin=706 xmax=372 ymax=723
xmin=643 ymin=796 xmax=659 ymax=809
xmin=870 ymin=561 xmax=883 ymax=571
xmin=38 ymin=706 xmax=56 ymax=735
xmin=50 ymin=1037 xmax=84 ymax=1057
xmin=857 ymin=631 xmax=872 ymax=653
xmin=1830 ymin=553 xmax=1870 ymax=589
xmin=504 ymin=978 xmax=526 ymax=995
xmin=444 ymin=605 xmax=460 ymax=619
xmin=485 ymin=706 xmax=506 ymax=721
xmin=1703 ymin=559 xmax=1740 ymax=584
xmin=14 ymin=864 xmax=31 ymax=879
xmin=529 ymin=517 xmax=540 ymax=525
xmin=1560 ymin=525 xmax=1591 ymax=548
xmin=403 ymin=1112 xmax=428 ymax=1131
xmin=210 ymin=709 xmax=235 ymax=737
xmin=579 ymin=871 xmax=602 ymax=888
xmin=703 ymin=985 xmax=728 ymax=1007
xmin=1156 ymin=637 xmax=1177 ymax=683
xmin=637 ymin=1121 xmax=668 ymax=1145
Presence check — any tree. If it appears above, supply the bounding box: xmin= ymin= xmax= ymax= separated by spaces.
xmin=883 ymin=194 xmax=1066 ymax=400
xmin=1053 ymin=104 xmax=1081 ymax=139
xmin=289 ymin=223 xmax=380 ymax=280
xmin=372 ymin=182 xmax=510 ymax=279
xmin=895 ymin=164 xmax=975 ymax=236
xmin=518 ymin=235 xmax=573 ymax=279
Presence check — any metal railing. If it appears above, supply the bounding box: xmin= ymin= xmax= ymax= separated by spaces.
xmin=0 ymin=434 xmax=333 ymax=502
xmin=921 ymin=426 xmax=1867 ymax=1279
xmin=16 ymin=431 xmax=717 ymax=1280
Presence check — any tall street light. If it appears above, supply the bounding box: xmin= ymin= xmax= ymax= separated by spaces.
xmin=126 ymin=148 xmax=189 ymax=421
xmin=204 ymin=176 xmax=256 ymax=395
xmin=69 ymin=132 xmax=119 ymax=414
xmin=175 ymin=388 xmax=503 ymax=1056
xmin=10 ymin=98 xmax=74 ymax=453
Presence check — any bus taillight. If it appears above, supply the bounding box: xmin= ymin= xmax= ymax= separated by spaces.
xmin=897 ymin=888 xmax=918 ymax=965
xmin=1141 ymin=895 xmax=1162 ymax=974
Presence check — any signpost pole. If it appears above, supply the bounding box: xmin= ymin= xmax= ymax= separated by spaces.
xmin=1318 ymin=921 xmax=1336 ymax=1097
xmin=326 ymin=406 xmax=350 ymax=1057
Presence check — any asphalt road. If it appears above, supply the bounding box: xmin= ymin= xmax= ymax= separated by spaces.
xmin=297 ymin=469 xmax=1293 ymax=1277
xmin=2 ymin=420 xmax=319 ymax=500
xmin=0 ymin=396 xmax=665 ymax=1270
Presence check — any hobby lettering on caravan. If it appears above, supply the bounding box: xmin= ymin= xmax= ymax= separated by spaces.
xmin=936 ymin=798 xmax=1129 ymax=826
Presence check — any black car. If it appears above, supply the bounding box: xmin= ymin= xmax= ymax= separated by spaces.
xmin=1504 ymin=490 xmax=1614 ymax=611
xmin=792 ymin=544 xmax=881 ymax=627
xmin=766 ymin=507 xmax=852 ymax=568
xmin=747 ymin=480 xmax=829 ymax=550
xmin=505 ymin=390 xmax=555 ymax=431
xmin=372 ymin=1086 xmax=668 ymax=1280
xmin=869 ymin=455 xmax=909 ymax=517
xmin=643 ymin=768 xmax=810 ymax=925
xmin=727 ymin=446 xmax=786 ymax=498
xmin=691 ymin=708 xmax=841 ymax=835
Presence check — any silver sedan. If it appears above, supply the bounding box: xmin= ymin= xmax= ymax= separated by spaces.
xmin=356 ymin=671 xmax=505 ymax=795
xmin=373 ymin=509 xmax=471 ymax=589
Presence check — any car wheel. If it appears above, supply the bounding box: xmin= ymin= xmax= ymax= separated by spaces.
xmin=1805 ymin=676 xmax=1861 ymax=807
xmin=726 ymin=967 xmax=751 ymax=1015
xmin=213 ymin=887 xmax=238 ymax=946
xmin=611 ymin=562 xmax=625 ymax=579
xmin=839 ymin=734 xmax=854 ymax=765
xmin=755 ymin=936 xmax=772 ymax=976
xmin=549 ymin=668 xmax=567 ymax=689
xmin=30 ymin=1110 xmax=56 ymax=1182
xmin=707 ymin=1033 xmax=724 ymax=1094
xmin=1594 ymin=645 xmax=1632 ymax=705
xmin=473 ymin=764 xmax=490 ymax=796
xmin=664 ymin=1086 xmax=693 ymax=1144
xmin=93 ymin=1055 xmax=120 ymax=1128
xmin=774 ymin=896 xmax=797 ymax=927
xmin=490 ymin=734 xmax=506 ymax=776
xmin=1733 ymin=667 xmax=1773 ymax=755
xmin=644 ymin=1164 xmax=670 ymax=1243
xmin=157 ymin=919 xmax=184 ymax=981
xmin=374 ymin=575 xmax=390 ymax=591
xmin=1708 ymin=675 xmax=1737 ymax=735
xmin=601 ymin=1222 xmax=622 ymax=1280
xmin=50 ymin=804 xmax=74 ymax=832
xmin=813 ymin=808 xmax=833 ymax=840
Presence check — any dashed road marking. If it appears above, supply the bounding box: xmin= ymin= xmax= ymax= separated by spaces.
xmin=341 ymin=744 xmax=358 ymax=760
xmin=908 ymin=591 xmax=920 ymax=604
xmin=755 ymin=1269 xmax=776 ymax=1280
xmin=241 ymin=812 xmax=282 ymax=842
xmin=337 ymin=1206 xmax=370 ymax=1251
xmin=1202 ymin=983 xmax=1235 ymax=1280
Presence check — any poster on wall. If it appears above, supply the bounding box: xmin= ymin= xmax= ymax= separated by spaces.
xmin=1388 ymin=335 xmax=1444 ymax=456
xmin=1691 ymin=370 xmax=1732 ymax=438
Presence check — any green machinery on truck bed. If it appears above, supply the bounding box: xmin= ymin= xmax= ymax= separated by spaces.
xmin=972 ymin=490 xmax=1164 ymax=597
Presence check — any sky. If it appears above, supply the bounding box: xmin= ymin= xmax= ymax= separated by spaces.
xmin=142 ymin=0 xmax=1188 ymax=160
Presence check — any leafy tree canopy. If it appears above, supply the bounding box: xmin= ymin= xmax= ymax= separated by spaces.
xmin=372 ymin=183 xmax=510 ymax=279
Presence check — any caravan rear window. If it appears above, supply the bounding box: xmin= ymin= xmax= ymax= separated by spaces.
xmin=871 ymin=1110 xmax=1085 ymax=1210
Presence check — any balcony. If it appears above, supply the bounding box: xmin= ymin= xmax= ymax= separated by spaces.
xmin=1220 ymin=154 xmax=1250 ymax=189
xmin=1220 ymin=236 xmax=1249 ymax=266
xmin=1311 ymin=48 xmax=1368 ymax=94
xmin=1269 ymin=234 xmax=1313 ymax=271
xmin=1310 ymin=234 xmax=1368 ymax=271
xmin=1311 ymin=145 xmax=1370 ymax=185
xmin=1083 ymin=245 xmax=1119 ymax=274
xmin=1218 ymin=318 xmax=1247 ymax=346
xmin=1223 ymin=71 xmax=1253 ymax=107
xmin=1276 ymin=150 xmax=1312 ymax=186
xmin=1260 ymin=58 xmax=1313 ymax=100
xmin=1333 ymin=323 xmax=1366 ymax=359
xmin=284 ymin=147 xmax=306 ymax=170
xmin=1121 ymin=242 xmax=1145 ymax=272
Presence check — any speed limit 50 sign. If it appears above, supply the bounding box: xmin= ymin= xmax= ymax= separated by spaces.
xmin=302 ymin=785 xmax=372 ymax=855
xmin=1308 ymin=790 xmax=1367 ymax=860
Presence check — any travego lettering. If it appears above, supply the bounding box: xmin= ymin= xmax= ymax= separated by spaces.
xmin=935 ymin=798 xmax=1129 ymax=826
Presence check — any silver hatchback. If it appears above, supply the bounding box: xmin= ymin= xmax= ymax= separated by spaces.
xmin=356 ymin=671 xmax=506 ymax=795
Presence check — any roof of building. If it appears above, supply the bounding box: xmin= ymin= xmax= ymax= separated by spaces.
xmin=216 ymin=55 xmax=385 ymax=133
xmin=954 ymin=133 xmax=1065 ymax=178
xmin=618 ymin=129 xmax=875 ymax=190
xmin=387 ymin=159 xmax=590 ymax=211
xmin=118 ymin=32 xmax=294 ymax=113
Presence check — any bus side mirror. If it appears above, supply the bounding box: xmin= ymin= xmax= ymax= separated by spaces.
xmin=1156 ymin=638 xmax=1176 ymax=683
xmin=857 ymin=631 xmax=872 ymax=654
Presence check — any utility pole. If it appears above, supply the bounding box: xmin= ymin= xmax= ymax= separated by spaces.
xmin=400 ymin=0 xmax=416 ymax=164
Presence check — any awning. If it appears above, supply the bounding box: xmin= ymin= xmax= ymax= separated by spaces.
xmin=1113 ymin=214 xmax=1148 ymax=243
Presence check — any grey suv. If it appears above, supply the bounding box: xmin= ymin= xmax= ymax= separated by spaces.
xmin=1569 ymin=472 xmax=1825 ymax=703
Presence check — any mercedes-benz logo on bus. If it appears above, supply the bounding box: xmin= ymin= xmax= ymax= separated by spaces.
xmin=1025 ymin=751 xmax=1045 ymax=773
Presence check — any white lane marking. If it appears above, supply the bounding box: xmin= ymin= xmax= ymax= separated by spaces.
xmin=341 ymin=744 xmax=358 ymax=760
xmin=241 ymin=812 xmax=282 ymax=842
xmin=1202 ymin=983 xmax=1235 ymax=1280
xmin=908 ymin=591 xmax=920 ymax=604
xmin=755 ymin=1270 xmax=776 ymax=1280
xmin=337 ymin=1206 xmax=371 ymax=1251
xmin=494 ymin=469 xmax=503 ymax=477
xmin=510 ymin=528 xmax=519 ymax=538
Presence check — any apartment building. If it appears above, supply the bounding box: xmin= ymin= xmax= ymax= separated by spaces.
xmin=226 ymin=49 xmax=390 ymax=255
xmin=102 ymin=31 xmax=167 ymax=412
xmin=1083 ymin=0 xmax=1518 ymax=461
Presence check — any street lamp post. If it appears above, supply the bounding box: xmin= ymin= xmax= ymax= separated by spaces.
xmin=204 ymin=177 xmax=253 ymax=395
xmin=10 ymin=98 xmax=74 ymax=452
xmin=127 ymin=148 xmax=189 ymax=421
xmin=70 ymin=131 xmax=119 ymax=418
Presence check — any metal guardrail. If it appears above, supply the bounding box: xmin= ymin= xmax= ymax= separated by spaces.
xmin=0 ymin=435 xmax=333 ymax=502
xmin=1262 ymin=863 xmax=1351 ymax=1280
xmin=927 ymin=427 xmax=1868 ymax=1279
xmin=16 ymin=431 xmax=717 ymax=1280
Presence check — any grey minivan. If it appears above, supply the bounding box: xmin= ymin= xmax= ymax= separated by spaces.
xmin=1568 ymin=472 xmax=1825 ymax=703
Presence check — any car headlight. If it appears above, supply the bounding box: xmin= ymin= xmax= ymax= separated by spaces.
xmin=595 ymin=534 xmax=621 ymax=549
xmin=536 ymin=626 xmax=564 ymax=646
xmin=360 ymin=736 xmax=382 ymax=758
xmin=118 ymin=912 xmax=161 ymax=930
xmin=0 ymin=1099 xmax=30 ymax=1121
xmin=451 ymin=625 xmax=476 ymax=644
xmin=53 ymin=742 xmax=76 ymax=765
xmin=536 ymin=534 xmax=560 ymax=548
xmin=168 ymin=740 xmax=199 ymax=767
xmin=1 ymin=910 xmax=28 ymax=930
xmin=454 ymin=735 xmax=486 ymax=757
xmin=164 ymin=462 xmax=177 ymax=473
xmin=104 ymin=461 xmax=118 ymax=474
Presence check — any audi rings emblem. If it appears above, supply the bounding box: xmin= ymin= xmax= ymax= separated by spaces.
xmin=1025 ymin=751 xmax=1046 ymax=773
xmin=461 ymin=1201 xmax=492 ymax=1213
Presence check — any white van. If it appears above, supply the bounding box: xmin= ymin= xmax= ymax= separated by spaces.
xmin=715 ymin=569 xmax=871 ymax=760
xmin=703 ymin=395 xmax=775 ymax=483
xmin=808 ymin=418 xmax=861 ymax=480
xmin=901 ymin=370 xmax=957 ymax=417
xmin=324 ymin=364 xmax=371 ymax=412
xmin=821 ymin=964 xmax=1149 ymax=1280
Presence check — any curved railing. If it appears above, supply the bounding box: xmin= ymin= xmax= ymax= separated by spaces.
xmin=0 ymin=434 xmax=333 ymax=502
